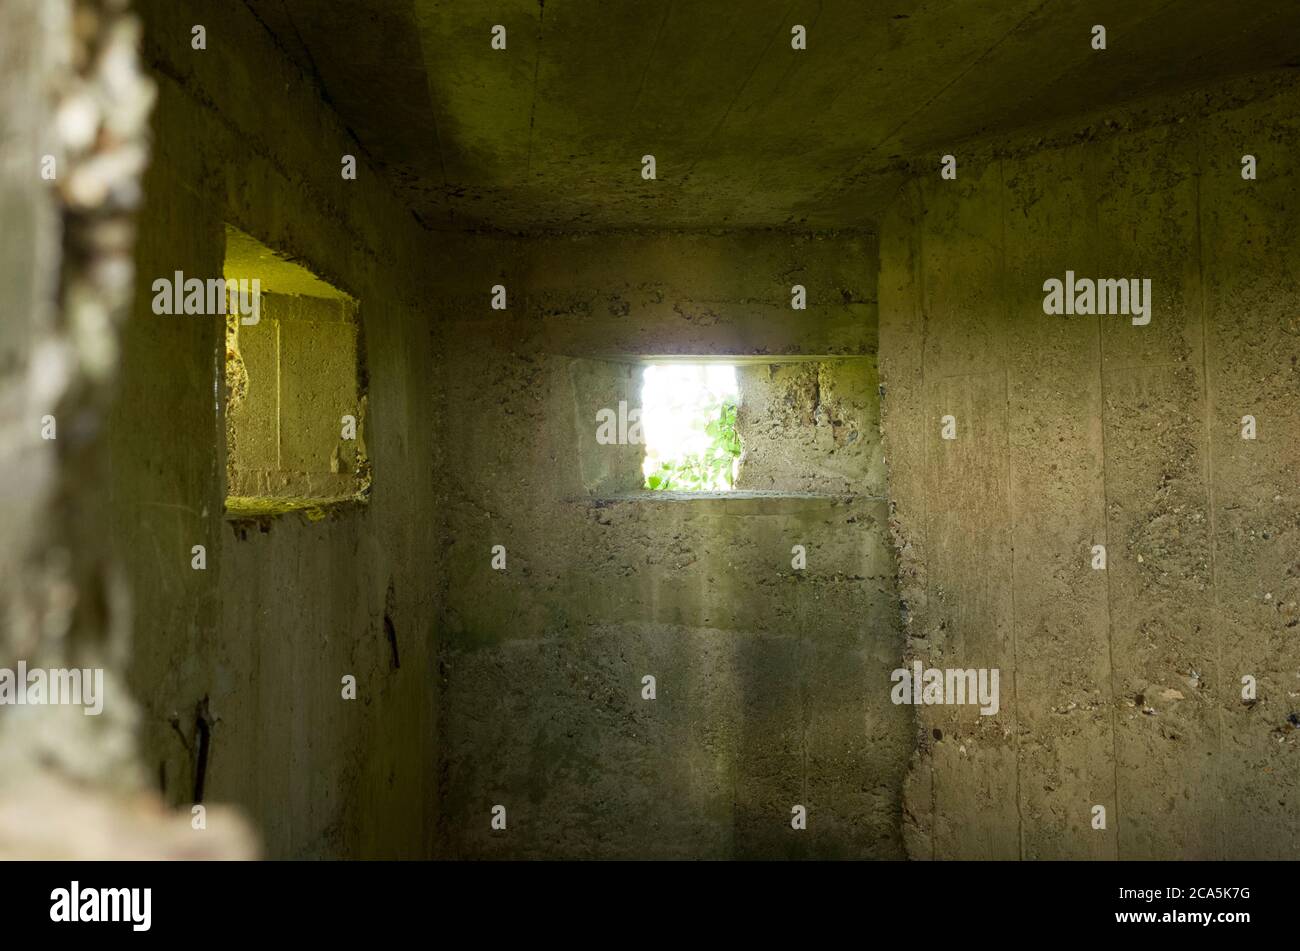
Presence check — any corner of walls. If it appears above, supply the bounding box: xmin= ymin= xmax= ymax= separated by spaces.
xmin=876 ymin=180 xmax=935 ymax=860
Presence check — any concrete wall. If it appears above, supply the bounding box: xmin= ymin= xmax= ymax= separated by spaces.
xmin=113 ymin=0 xmax=442 ymax=858
xmin=435 ymin=231 xmax=913 ymax=858
xmin=736 ymin=359 xmax=884 ymax=494
xmin=225 ymin=288 xmax=366 ymax=514
xmin=879 ymin=74 xmax=1300 ymax=859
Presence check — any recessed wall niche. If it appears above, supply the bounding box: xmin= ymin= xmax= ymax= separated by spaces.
xmin=222 ymin=225 xmax=369 ymax=518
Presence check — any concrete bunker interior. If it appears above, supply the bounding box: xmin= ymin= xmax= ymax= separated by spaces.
xmin=2 ymin=0 xmax=1299 ymax=862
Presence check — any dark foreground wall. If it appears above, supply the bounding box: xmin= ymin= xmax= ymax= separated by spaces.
xmin=880 ymin=73 xmax=1300 ymax=859
xmin=435 ymin=232 xmax=914 ymax=858
xmin=114 ymin=1 xmax=441 ymax=857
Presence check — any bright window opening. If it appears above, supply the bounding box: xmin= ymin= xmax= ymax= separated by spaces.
xmin=223 ymin=225 xmax=369 ymax=518
xmin=641 ymin=364 xmax=740 ymax=491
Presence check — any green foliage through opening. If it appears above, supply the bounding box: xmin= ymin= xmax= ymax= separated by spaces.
xmin=645 ymin=397 xmax=740 ymax=491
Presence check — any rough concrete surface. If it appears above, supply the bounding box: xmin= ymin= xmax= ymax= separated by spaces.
xmin=434 ymin=232 xmax=911 ymax=858
xmin=880 ymin=75 xmax=1300 ymax=860
xmin=736 ymin=359 xmax=884 ymax=495
xmin=248 ymin=0 xmax=1300 ymax=231
xmin=113 ymin=0 xmax=442 ymax=858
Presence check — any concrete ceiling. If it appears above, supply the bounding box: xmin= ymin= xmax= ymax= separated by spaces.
xmin=247 ymin=0 xmax=1300 ymax=232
